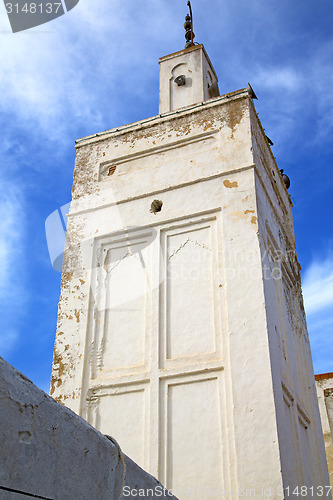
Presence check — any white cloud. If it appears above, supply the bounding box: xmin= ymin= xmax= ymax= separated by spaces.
xmin=0 ymin=184 xmax=29 ymax=358
xmin=0 ymin=0 xmax=332 ymax=152
xmin=0 ymin=185 xmax=27 ymax=340
xmin=302 ymin=258 xmax=333 ymax=315
xmin=302 ymin=256 xmax=333 ymax=373
xmin=0 ymin=188 xmax=24 ymax=290
xmin=255 ymin=67 xmax=301 ymax=92
xmin=0 ymin=2 xmax=115 ymax=137
xmin=0 ymin=0 xmax=173 ymax=140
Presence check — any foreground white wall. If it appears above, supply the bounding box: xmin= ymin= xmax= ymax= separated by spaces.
xmin=0 ymin=356 xmax=177 ymax=500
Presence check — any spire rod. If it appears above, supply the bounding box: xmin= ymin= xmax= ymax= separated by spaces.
xmin=187 ymin=1 xmax=193 ymax=46
xmin=184 ymin=1 xmax=195 ymax=49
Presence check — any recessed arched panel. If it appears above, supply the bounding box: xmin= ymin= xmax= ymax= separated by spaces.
xmin=169 ymin=63 xmax=192 ymax=111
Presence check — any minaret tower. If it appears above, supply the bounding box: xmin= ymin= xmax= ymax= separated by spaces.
xmin=51 ymin=5 xmax=330 ymax=498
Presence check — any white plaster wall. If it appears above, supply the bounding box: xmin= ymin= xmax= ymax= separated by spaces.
xmin=249 ymin=101 xmax=331 ymax=496
xmin=51 ymin=90 xmax=330 ymax=499
xmin=159 ymin=44 xmax=218 ymax=113
xmin=51 ymin=92 xmax=252 ymax=411
xmin=0 ymin=356 xmax=177 ymax=500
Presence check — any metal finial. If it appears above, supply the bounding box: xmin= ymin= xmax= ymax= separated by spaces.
xmin=184 ymin=1 xmax=195 ymax=48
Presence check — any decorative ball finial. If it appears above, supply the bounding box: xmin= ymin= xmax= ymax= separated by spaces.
xmin=184 ymin=1 xmax=195 ymax=48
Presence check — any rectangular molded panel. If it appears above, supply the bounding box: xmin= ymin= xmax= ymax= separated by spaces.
xmin=162 ymin=220 xmax=218 ymax=361
xmin=280 ymin=389 xmax=299 ymax=491
xmin=165 ymin=377 xmax=223 ymax=497
xmin=93 ymin=233 xmax=152 ymax=374
xmin=95 ymin=387 xmax=147 ymax=468
xmin=102 ymin=242 xmax=147 ymax=369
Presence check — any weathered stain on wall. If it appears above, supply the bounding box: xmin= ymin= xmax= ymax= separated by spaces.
xmin=223 ymin=180 xmax=238 ymax=188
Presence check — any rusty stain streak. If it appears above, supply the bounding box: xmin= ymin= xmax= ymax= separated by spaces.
xmin=61 ymin=272 xmax=73 ymax=286
xmin=50 ymin=350 xmax=66 ymax=395
xmin=223 ymin=180 xmax=238 ymax=189
xmin=79 ymin=279 xmax=85 ymax=286
xmin=244 ymin=210 xmax=255 ymax=215
xmin=74 ymin=309 xmax=80 ymax=323
xmin=226 ymin=99 xmax=246 ymax=137
xmin=50 ymin=343 xmax=76 ymax=397
xmin=197 ymin=118 xmax=213 ymax=131
xmin=251 ymin=216 xmax=258 ymax=224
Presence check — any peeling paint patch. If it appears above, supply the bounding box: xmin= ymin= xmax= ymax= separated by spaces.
xmin=50 ymin=350 xmax=65 ymax=394
xmin=75 ymin=309 xmax=80 ymax=323
xmin=223 ymin=180 xmax=238 ymax=189
xmin=61 ymin=272 xmax=73 ymax=286
xmin=50 ymin=344 xmax=76 ymax=395
xmin=226 ymin=99 xmax=246 ymax=137
xmin=197 ymin=117 xmax=214 ymax=131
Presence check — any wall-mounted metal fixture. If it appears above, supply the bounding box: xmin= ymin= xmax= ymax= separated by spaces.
xmin=174 ymin=75 xmax=186 ymax=86
xmin=266 ymin=135 xmax=274 ymax=146
xmin=280 ymin=169 xmax=291 ymax=189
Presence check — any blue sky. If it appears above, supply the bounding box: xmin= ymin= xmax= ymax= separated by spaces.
xmin=0 ymin=0 xmax=332 ymax=392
